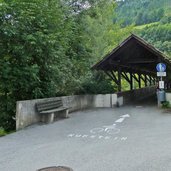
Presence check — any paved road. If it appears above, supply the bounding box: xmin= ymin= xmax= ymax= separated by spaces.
xmin=1 ymin=103 xmax=171 ymax=171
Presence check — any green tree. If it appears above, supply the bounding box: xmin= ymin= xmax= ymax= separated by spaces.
xmin=0 ymin=0 xmax=133 ymax=131
xmin=0 ymin=0 xmax=74 ymax=130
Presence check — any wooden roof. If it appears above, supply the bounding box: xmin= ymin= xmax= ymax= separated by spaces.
xmin=92 ymin=34 xmax=171 ymax=77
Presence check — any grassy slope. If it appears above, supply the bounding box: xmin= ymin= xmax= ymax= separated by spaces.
xmin=133 ymin=22 xmax=171 ymax=58
xmin=135 ymin=22 xmax=159 ymax=30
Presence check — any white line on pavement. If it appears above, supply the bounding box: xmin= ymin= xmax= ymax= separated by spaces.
xmin=82 ymin=135 xmax=88 ymax=138
xmin=121 ymin=114 xmax=130 ymax=118
xmin=121 ymin=137 xmax=127 ymax=141
xmin=115 ymin=118 xmax=125 ymax=123
xmin=68 ymin=134 xmax=75 ymax=137
xmin=67 ymin=134 xmax=127 ymax=141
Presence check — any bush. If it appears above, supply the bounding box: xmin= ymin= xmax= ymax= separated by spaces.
xmin=0 ymin=127 xmax=6 ymax=137
xmin=77 ymin=72 xmax=116 ymax=94
xmin=162 ymin=101 xmax=170 ymax=108
xmin=0 ymin=112 xmax=16 ymax=132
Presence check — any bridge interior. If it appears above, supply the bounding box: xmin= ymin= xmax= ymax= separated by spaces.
xmin=92 ymin=34 xmax=171 ymax=93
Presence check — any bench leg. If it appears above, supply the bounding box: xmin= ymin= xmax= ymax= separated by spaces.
xmin=64 ymin=109 xmax=69 ymax=118
xmin=41 ymin=113 xmax=55 ymax=123
xmin=60 ymin=109 xmax=69 ymax=118
xmin=66 ymin=109 xmax=69 ymax=118
xmin=47 ymin=113 xmax=55 ymax=123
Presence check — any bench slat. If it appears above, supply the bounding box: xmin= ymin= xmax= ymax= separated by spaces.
xmin=37 ymin=101 xmax=62 ymax=107
xmin=37 ymin=103 xmax=62 ymax=111
xmin=37 ymin=100 xmax=62 ymax=106
xmin=39 ymin=106 xmax=69 ymax=114
xmin=36 ymin=100 xmax=63 ymax=112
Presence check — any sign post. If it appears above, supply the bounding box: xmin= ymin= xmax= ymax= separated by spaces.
xmin=156 ymin=63 xmax=166 ymax=89
xmin=156 ymin=63 xmax=166 ymax=103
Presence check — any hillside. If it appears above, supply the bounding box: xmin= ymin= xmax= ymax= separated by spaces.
xmin=134 ymin=23 xmax=171 ymax=56
xmin=115 ymin=0 xmax=171 ymax=27
xmin=114 ymin=0 xmax=171 ymax=57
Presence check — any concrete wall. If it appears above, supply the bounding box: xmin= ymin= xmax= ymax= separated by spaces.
xmin=166 ymin=93 xmax=171 ymax=104
xmin=16 ymin=86 xmax=156 ymax=130
xmin=16 ymin=94 xmax=117 ymax=130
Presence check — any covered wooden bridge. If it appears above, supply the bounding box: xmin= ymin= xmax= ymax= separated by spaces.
xmin=92 ymin=34 xmax=171 ymax=92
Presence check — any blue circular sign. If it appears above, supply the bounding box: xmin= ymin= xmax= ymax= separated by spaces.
xmin=156 ymin=63 xmax=166 ymax=72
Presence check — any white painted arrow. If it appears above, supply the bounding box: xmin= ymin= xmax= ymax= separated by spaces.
xmin=115 ymin=118 xmax=125 ymax=123
xmin=121 ymin=114 xmax=130 ymax=118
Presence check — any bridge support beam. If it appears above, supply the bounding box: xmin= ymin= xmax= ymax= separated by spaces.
xmin=144 ymin=75 xmax=147 ymax=87
xmin=105 ymin=70 xmax=122 ymax=92
xmin=146 ymin=75 xmax=152 ymax=86
xmin=132 ymin=74 xmax=141 ymax=89
xmin=138 ymin=74 xmax=141 ymax=88
xmin=105 ymin=70 xmax=156 ymax=92
xmin=130 ymin=72 xmax=133 ymax=90
xmin=118 ymin=68 xmax=121 ymax=92
xmin=121 ymin=72 xmax=133 ymax=90
xmin=149 ymin=76 xmax=152 ymax=86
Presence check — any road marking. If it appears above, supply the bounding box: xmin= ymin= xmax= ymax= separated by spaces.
xmin=75 ymin=134 xmax=82 ymax=138
xmin=121 ymin=114 xmax=130 ymax=118
xmin=68 ymin=134 xmax=75 ymax=137
xmin=121 ymin=137 xmax=127 ymax=141
xmin=104 ymin=136 xmax=111 ymax=140
xmin=115 ymin=118 xmax=125 ymax=123
xmin=67 ymin=134 xmax=127 ymax=141
xmin=98 ymin=136 xmax=104 ymax=139
xmin=82 ymin=135 xmax=88 ymax=138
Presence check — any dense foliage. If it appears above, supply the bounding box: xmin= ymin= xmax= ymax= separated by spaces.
xmin=0 ymin=0 xmax=73 ymax=130
xmin=116 ymin=0 xmax=171 ymax=27
xmin=136 ymin=23 xmax=171 ymax=56
xmin=0 ymin=0 xmax=131 ymax=131
xmin=116 ymin=0 xmax=171 ymax=57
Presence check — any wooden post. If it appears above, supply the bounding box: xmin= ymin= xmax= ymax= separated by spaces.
xmin=150 ymin=77 xmax=157 ymax=85
xmin=122 ymin=72 xmax=131 ymax=84
xmin=138 ymin=74 xmax=141 ymax=88
xmin=130 ymin=72 xmax=133 ymax=90
xmin=144 ymin=74 xmax=147 ymax=87
xmin=153 ymin=77 xmax=156 ymax=85
xmin=149 ymin=76 xmax=152 ymax=86
xmin=118 ymin=68 xmax=121 ymax=92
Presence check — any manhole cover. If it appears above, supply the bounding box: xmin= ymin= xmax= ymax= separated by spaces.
xmin=37 ymin=166 xmax=73 ymax=171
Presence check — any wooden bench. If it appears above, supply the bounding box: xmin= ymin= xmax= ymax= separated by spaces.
xmin=36 ymin=99 xmax=69 ymax=123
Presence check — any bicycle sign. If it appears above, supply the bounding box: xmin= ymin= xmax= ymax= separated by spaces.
xmin=156 ymin=63 xmax=166 ymax=72
xmin=90 ymin=124 xmax=120 ymax=135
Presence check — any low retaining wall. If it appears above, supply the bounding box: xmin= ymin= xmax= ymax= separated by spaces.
xmin=117 ymin=86 xmax=156 ymax=105
xmin=16 ymin=94 xmax=117 ymax=130
xmin=16 ymin=86 xmax=156 ymax=130
xmin=166 ymin=93 xmax=171 ymax=104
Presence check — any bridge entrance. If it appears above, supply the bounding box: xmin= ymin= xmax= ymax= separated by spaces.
xmin=92 ymin=34 xmax=171 ymax=104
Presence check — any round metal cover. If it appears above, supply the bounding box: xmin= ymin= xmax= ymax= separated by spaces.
xmin=37 ymin=166 xmax=73 ymax=171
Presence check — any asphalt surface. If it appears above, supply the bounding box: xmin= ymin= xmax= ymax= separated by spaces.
xmin=1 ymin=101 xmax=171 ymax=171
